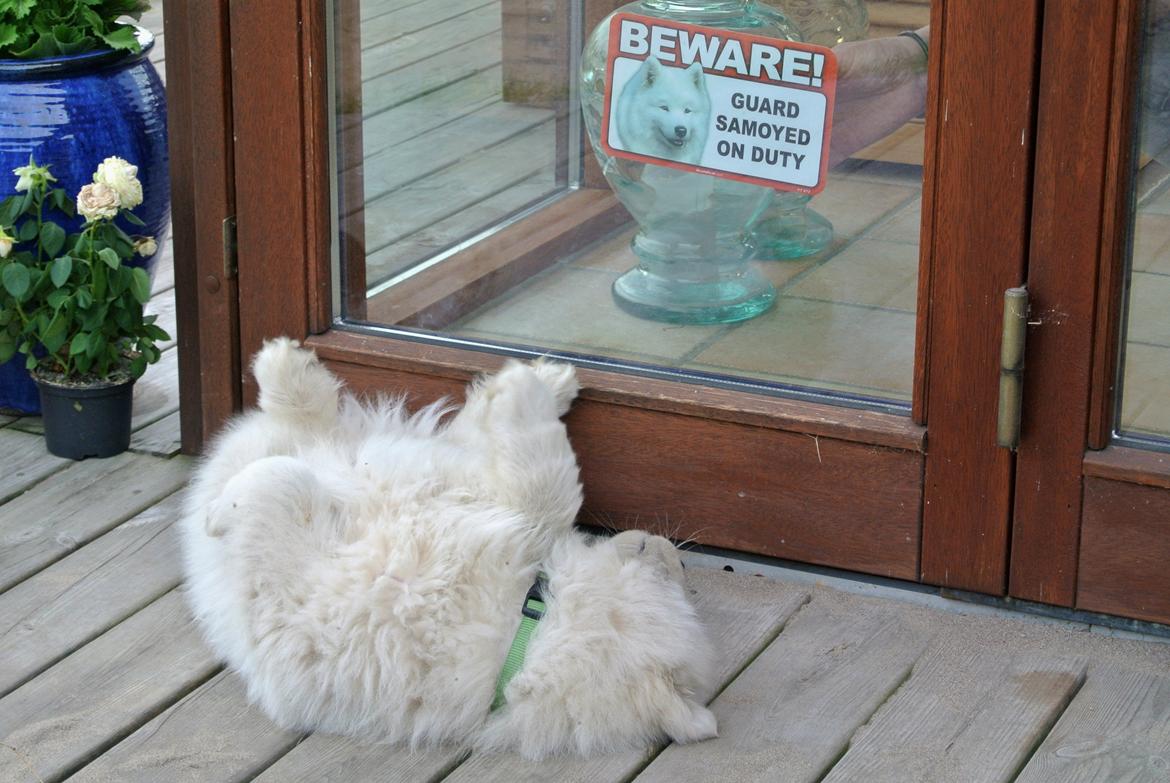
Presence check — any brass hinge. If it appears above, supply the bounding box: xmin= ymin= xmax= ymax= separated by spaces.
xmin=223 ymin=215 xmax=238 ymax=279
xmin=997 ymin=286 xmax=1029 ymax=450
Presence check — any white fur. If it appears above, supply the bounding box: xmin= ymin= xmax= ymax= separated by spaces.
xmin=180 ymin=339 xmax=717 ymax=758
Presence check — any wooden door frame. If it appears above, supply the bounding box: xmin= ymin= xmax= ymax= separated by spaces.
xmin=1012 ymin=0 xmax=1170 ymax=625
xmin=1009 ymin=0 xmax=1145 ymax=607
xmin=165 ymin=0 xmax=240 ymax=453
xmin=176 ymin=0 xmax=1046 ymax=590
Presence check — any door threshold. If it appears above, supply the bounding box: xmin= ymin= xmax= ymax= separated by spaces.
xmin=674 ymin=542 xmax=1170 ymax=645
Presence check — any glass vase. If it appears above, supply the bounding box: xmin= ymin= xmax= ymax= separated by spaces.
xmin=580 ymin=0 xmax=802 ymax=324
xmin=750 ymin=0 xmax=868 ymax=259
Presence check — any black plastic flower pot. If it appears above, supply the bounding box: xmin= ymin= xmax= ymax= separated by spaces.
xmin=34 ymin=375 xmax=136 ymax=460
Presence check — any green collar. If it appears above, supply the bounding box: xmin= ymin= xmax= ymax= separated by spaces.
xmin=491 ymin=572 xmax=547 ymax=712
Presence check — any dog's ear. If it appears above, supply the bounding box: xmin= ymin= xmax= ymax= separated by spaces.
xmin=641 ymin=56 xmax=662 ymax=87
xmin=663 ymin=697 xmax=718 ymax=745
xmin=685 ymin=61 xmax=704 ymax=87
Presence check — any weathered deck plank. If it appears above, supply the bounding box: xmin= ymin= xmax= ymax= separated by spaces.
xmin=0 ymin=453 xmax=189 ymax=593
xmin=146 ymin=285 xmax=177 ymax=352
xmin=0 ymin=427 xmax=69 ymax=503
xmin=129 ymin=410 xmax=183 ymax=457
xmin=367 ymin=172 xmax=555 ymax=286
xmin=362 ymin=100 xmax=552 ymax=202
xmin=361 ymin=0 xmax=495 ymax=60
xmin=361 ymin=66 xmax=502 ymax=159
xmin=823 ymin=651 xmax=1087 ymax=783
xmin=252 ymin=735 xmax=466 ymax=783
xmin=361 ymin=0 xmax=499 ymax=83
xmin=0 ymin=592 xmax=218 ymax=783
xmin=362 ymin=121 xmax=555 ymax=256
xmin=633 ymin=598 xmax=931 ymax=783
xmin=1015 ymin=668 xmax=1170 ymax=782
xmin=436 ymin=569 xmax=810 ymax=783
xmin=0 ymin=492 xmax=185 ymax=697
xmin=361 ymin=33 xmax=502 ymax=119
xmin=67 ymin=671 xmax=300 ymax=783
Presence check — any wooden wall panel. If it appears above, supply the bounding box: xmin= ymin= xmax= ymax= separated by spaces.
xmin=919 ymin=0 xmax=1042 ymax=593
xmin=324 ymin=357 xmax=923 ymax=580
xmin=1078 ymin=476 xmax=1170 ymax=625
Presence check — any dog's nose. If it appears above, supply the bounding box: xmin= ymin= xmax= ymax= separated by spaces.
xmin=674 ymin=126 xmax=687 ymax=138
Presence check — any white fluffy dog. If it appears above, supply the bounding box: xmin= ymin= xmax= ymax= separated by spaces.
xmin=180 ymin=339 xmax=717 ymax=759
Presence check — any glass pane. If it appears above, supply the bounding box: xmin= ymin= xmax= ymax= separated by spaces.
xmin=330 ymin=0 xmax=933 ymax=410
xmin=1119 ymin=0 xmax=1170 ymax=443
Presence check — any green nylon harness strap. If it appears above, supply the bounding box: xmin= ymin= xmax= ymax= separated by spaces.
xmin=490 ymin=573 xmax=547 ymax=712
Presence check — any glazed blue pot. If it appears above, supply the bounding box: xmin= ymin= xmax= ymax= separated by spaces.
xmin=0 ymin=28 xmax=169 ymax=413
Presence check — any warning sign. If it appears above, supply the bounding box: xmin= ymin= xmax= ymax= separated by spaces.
xmin=600 ymin=13 xmax=837 ymax=195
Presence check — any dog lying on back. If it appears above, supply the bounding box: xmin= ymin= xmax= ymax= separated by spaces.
xmin=180 ymin=339 xmax=717 ymax=759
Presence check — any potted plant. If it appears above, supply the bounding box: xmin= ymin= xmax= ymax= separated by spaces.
xmin=0 ymin=156 xmax=170 ymax=459
xmin=0 ymin=0 xmax=167 ymax=413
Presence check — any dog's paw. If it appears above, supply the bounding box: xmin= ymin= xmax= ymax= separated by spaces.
xmin=252 ymin=337 xmax=340 ymax=420
xmin=529 ymin=359 xmax=579 ymax=417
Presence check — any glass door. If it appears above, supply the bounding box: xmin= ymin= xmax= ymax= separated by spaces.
xmin=220 ymin=0 xmax=1044 ymax=591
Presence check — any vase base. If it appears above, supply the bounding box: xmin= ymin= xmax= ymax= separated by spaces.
xmin=753 ymin=205 xmax=834 ymax=260
xmin=612 ymin=267 xmax=776 ymax=325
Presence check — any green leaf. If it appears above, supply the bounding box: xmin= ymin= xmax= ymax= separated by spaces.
xmin=50 ymin=188 xmax=74 ymax=217
xmin=129 ymin=266 xmax=151 ymax=304
xmin=1 ymin=263 xmax=29 ymax=298
xmin=122 ymin=210 xmax=145 ymax=227
xmin=49 ymin=254 xmax=72 ymax=287
xmin=99 ymin=23 xmax=139 ymax=52
xmin=144 ymin=323 xmax=170 ymax=342
xmin=69 ymin=332 xmax=89 ymax=356
xmin=40 ymin=221 xmax=66 ymax=258
xmin=130 ymin=352 xmax=147 ymax=378
xmin=86 ymin=330 xmax=106 ymax=359
xmin=98 ymin=247 xmax=120 ymax=270
xmin=0 ymin=196 xmax=21 ymax=226
xmin=0 ymin=23 xmax=18 ymax=51
xmin=0 ymin=0 xmax=35 ymax=21
xmin=47 ymin=289 xmax=70 ymax=309
xmin=0 ymin=329 xmax=14 ymax=364
xmin=16 ymin=219 xmax=37 ymax=241
xmin=76 ymin=288 xmax=93 ymax=308
xmin=41 ymin=312 xmax=67 ymax=354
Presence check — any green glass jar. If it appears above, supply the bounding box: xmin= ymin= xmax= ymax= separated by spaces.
xmin=580 ymin=1 xmax=803 ymax=324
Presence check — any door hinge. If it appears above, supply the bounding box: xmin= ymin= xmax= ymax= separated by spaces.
xmin=997 ymin=286 xmax=1028 ymax=450
xmin=223 ymin=215 xmax=238 ymax=279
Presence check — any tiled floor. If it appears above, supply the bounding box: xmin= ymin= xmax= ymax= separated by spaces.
xmin=452 ymin=168 xmax=924 ymax=403
xmin=1124 ymin=189 xmax=1170 ymax=439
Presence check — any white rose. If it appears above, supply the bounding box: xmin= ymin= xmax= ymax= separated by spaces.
xmin=12 ymin=161 xmax=56 ymax=193
xmin=0 ymin=227 xmax=12 ymax=259
xmin=134 ymin=236 xmax=158 ymax=257
xmin=77 ymin=182 xmax=122 ymax=223
xmin=93 ymin=156 xmax=143 ymax=210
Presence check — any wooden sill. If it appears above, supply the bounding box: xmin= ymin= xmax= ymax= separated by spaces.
xmin=1083 ymin=446 xmax=1170 ymax=490
xmin=364 ymin=188 xmax=631 ymax=329
xmin=306 ymin=329 xmax=926 ymax=452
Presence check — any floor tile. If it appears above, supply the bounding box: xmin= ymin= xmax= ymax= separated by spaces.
xmin=690 ymin=297 xmax=916 ymax=399
xmin=869 ymin=198 xmax=923 ymax=245
xmin=452 ymin=266 xmax=723 ymax=363
xmin=809 ymin=178 xmax=921 ymax=240
xmin=1132 ymin=212 xmax=1170 ymax=275
xmin=785 ymin=239 xmax=919 ymax=313
xmin=1119 ymin=342 xmax=1170 ymax=439
xmin=1126 ymin=271 xmax=1170 ymax=347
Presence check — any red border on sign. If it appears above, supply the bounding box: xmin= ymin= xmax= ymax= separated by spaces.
xmin=599 ymin=12 xmax=838 ymax=195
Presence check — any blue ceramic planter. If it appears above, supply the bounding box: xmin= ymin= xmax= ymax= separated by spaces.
xmin=0 ymin=29 xmax=169 ymax=413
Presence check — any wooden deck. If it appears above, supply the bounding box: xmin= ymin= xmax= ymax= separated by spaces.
xmin=3 ymin=423 xmax=1170 ymax=782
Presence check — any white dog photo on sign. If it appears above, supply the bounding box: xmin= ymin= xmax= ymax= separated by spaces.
xmin=615 ymin=56 xmax=712 ymax=164
xmin=180 ymin=339 xmax=717 ymax=759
